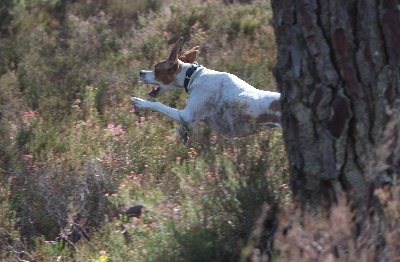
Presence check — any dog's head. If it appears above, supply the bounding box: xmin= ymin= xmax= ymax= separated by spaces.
xmin=139 ymin=37 xmax=199 ymax=98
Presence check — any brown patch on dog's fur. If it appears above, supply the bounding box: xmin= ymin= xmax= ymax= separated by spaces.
xmin=154 ymin=37 xmax=184 ymax=84
xmin=179 ymin=46 xmax=199 ymax=63
xmin=154 ymin=61 xmax=181 ymax=84
xmin=268 ymin=100 xmax=281 ymax=112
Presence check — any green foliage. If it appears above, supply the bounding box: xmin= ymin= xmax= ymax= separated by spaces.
xmin=0 ymin=0 xmax=288 ymax=260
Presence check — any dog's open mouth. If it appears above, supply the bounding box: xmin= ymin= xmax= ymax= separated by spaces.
xmin=148 ymin=85 xmax=161 ymax=98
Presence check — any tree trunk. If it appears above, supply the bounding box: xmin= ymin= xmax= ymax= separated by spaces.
xmin=271 ymin=0 xmax=400 ymax=210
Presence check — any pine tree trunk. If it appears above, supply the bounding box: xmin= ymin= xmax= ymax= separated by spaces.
xmin=271 ymin=0 xmax=400 ymax=211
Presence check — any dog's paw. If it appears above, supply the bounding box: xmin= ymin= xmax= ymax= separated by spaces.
xmin=130 ymin=97 xmax=148 ymax=109
xmin=178 ymin=125 xmax=189 ymax=144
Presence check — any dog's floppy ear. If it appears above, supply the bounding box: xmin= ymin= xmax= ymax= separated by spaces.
xmin=179 ymin=46 xmax=199 ymax=64
xmin=167 ymin=37 xmax=184 ymax=69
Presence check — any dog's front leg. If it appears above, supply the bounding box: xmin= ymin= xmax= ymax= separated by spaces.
xmin=177 ymin=124 xmax=189 ymax=143
xmin=131 ymin=97 xmax=196 ymax=143
xmin=131 ymin=97 xmax=183 ymax=122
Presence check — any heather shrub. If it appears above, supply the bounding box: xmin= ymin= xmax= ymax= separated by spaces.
xmin=167 ymin=132 xmax=288 ymax=261
xmin=0 ymin=0 xmax=291 ymax=260
xmin=0 ymin=182 xmax=25 ymax=261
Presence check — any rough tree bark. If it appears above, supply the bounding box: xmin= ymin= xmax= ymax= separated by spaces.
xmin=271 ymin=0 xmax=400 ymax=211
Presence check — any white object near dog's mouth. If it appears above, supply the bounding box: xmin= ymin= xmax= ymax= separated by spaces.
xmin=148 ymin=85 xmax=161 ymax=98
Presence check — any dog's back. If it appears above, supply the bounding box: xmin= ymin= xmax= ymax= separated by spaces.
xmin=187 ymin=68 xmax=281 ymax=137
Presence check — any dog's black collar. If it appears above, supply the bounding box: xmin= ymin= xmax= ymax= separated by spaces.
xmin=184 ymin=62 xmax=200 ymax=93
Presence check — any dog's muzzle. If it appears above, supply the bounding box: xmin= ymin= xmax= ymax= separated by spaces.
xmin=138 ymin=70 xmax=161 ymax=98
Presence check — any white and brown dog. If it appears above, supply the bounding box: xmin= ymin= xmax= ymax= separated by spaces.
xmin=131 ymin=37 xmax=281 ymax=142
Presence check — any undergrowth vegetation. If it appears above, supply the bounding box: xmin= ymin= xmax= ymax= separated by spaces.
xmin=3 ymin=0 xmax=400 ymax=261
xmin=0 ymin=0 xmax=289 ymax=261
